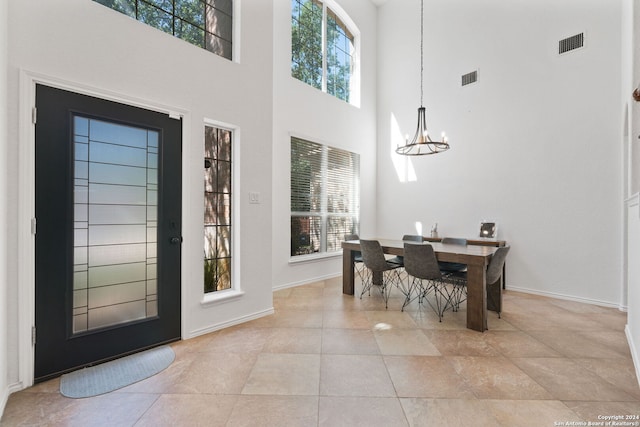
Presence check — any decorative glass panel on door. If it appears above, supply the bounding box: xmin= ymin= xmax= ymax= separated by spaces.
xmin=73 ymin=115 xmax=159 ymax=334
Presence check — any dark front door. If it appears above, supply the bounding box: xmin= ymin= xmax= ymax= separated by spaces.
xmin=34 ymin=84 xmax=182 ymax=382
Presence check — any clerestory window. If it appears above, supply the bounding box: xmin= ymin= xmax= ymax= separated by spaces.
xmin=94 ymin=0 xmax=233 ymax=60
xmin=291 ymin=0 xmax=358 ymax=104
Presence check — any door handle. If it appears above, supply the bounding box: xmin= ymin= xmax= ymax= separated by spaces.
xmin=169 ymin=236 xmax=183 ymax=245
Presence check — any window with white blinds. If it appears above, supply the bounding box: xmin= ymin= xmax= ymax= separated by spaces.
xmin=291 ymin=137 xmax=359 ymax=257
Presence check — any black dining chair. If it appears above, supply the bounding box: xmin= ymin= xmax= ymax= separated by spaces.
xmin=402 ymin=242 xmax=452 ymax=320
xmin=388 ymin=234 xmax=423 ymax=267
xmin=444 ymin=246 xmax=510 ymax=316
xmin=438 ymin=237 xmax=468 ymax=273
xmin=359 ymin=239 xmax=403 ymax=309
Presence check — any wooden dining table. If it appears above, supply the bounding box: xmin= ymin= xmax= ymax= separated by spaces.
xmin=341 ymin=239 xmax=500 ymax=332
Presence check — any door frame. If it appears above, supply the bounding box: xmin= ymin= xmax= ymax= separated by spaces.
xmin=17 ymin=70 xmax=189 ymax=388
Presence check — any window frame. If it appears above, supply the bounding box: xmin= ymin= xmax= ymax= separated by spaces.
xmin=290 ymin=135 xmax=360 ymax=262
xmin=93 ymin=0 xmax=235 ymax=61
xmin=291 ymin=0 xmax=361 ymax=106
xmin=202 ymin=120 xmax=243 ymax=305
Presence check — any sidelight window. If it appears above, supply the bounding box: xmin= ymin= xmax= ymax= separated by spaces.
xmin=204 ymin=125 xmax=232 ymax=293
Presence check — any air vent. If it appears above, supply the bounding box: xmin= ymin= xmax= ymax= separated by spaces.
xmin=559 ymin=32 xmax=584 ymax=55
xmin=461 ymin=70 xmax=478 ymax=86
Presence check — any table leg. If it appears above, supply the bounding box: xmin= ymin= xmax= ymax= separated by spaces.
xmin=343 ymin=248 xmax=355 ymax=295
xmin=466 ymin=260 xmax=488 ymax=332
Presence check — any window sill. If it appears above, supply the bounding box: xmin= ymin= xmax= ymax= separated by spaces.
xmin=289 ymin=251 xmax=342 ymax=264
xmin=200 ymin=289 xmax=245 ymax=307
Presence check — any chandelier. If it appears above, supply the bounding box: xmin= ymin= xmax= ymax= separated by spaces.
xmin=396 ymin=0 xmax=450 ymax=156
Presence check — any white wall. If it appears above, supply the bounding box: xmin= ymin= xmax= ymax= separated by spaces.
xmin=377 ymin=0 xmax=624 ymax=307
xmin=272 ymin=0 xmax=378 ymax=289
xmin=626 ymin=0 xmax=640 ymax=387
xmin=6 ymin=0 xmax=274 ymax=389
xmin=0 ymin=0 xmax=9 ymax=413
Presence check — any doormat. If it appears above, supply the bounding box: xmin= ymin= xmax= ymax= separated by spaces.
xmin=59 ymin=345 xmax=175 ymax=398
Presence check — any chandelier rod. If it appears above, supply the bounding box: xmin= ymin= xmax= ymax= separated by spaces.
xmin=420 ymin=0 xmax=424 ymax=107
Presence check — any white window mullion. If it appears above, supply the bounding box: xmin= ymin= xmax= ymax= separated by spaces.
xmin=321 ymin=3 xmax=328 ymax=94
xmin=320 ymin=145 xmax=328 ymax=253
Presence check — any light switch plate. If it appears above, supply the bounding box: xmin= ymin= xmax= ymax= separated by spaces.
xmin=249 ymin=192 xmax=260 ymax=204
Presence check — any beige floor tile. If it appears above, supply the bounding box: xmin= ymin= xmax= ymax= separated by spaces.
xmin=486 ymin=314 xmax=518 ymax=331
xmin=482 ymin=330 xmax=562 ymax=358
xmin=409 ymin=308 xmax=468 ymax=330
xmin=322 ymin=310 xmax=372 ymax=329
xmin=319 ymin=396 xmax=408 ymax=427
xmin=242 ymin=353 xmax=321 ymax=396
xmin=36 ymin=392 xmax=158 ymax=427
xmin=572 ymin=358 xmax=640 ymax=400
xmin=449 ymin=356 xmax=552 ymax=400
xmin=322 ymin=293 xmax=366 ymax=311
xmin=135 ymin=394 xmax=237 ymax=427
xmin=384 ymin=356 xmax=476 ymax=398
xmin=22 ymin=377 xmax=61 ymax=394
xmin=322 ymin=328 xmax=380 ymax=355
xmin=274 ymin=295 xmax=325 ymax=311
xmin=290 ymin=286 xmax=325 ymax=299
xmin=352 ymin=294 xmax=394 ymax=311
xmin=226 ymin=395 xmax=319 ymax=427
xmin=273 ymin=288 xmax=293 ymax=298
xmin=260 ymin=309 xmax=324 ymax=328
xmin=320 ymin=354 xmax=396 ymax=397
xmin=563 ymin=400 xmax=640 ymax=422
xmin=547 ymin=297 xmax=612 ymax=313
xmin=365 ymin=310 xmax=418 ymax=329
xmin=202 ymin=327 xmax=270 ymax=354
xmin=2 ymin=282 xmax=638 ymax=427
xmin=526 ymin=330 xmax=631 ymax=359
xmin=578 ymin=330 xmax=633 ymax=358
xmin=176 ymin=352 xmax=257 ymax=394
xmin=262 ymin=327 xmax=322 ymax=354
xmin=499 ymin=310 xmax=561 ymax=330
xmin=374 ymin=329 xmax=441 ymax=356
xmin=168 ymin=332 xmax=214 ymax=355
xmin=56 ymin=393 xmax=159 ymax=427
xmin=1 ymin=392 xmax=84 ymax=426
xmin=512 ymin=357 xmax=638 ymax=401
xmin=486 ymin=399 xmax=582 ymax=427
xmin=400 ymin=398 xmax=500 ymax=427
xmin=422 ymin=330 xmax=501 ymax=357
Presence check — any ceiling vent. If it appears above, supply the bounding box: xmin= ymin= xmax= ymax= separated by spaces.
xmin=559 ymin=32 xmax=584 ymax=55
xmin=461 ymin=70 xmax=478 ymax=86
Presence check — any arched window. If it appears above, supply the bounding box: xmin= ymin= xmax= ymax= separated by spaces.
xmin=291 ymin=0 xmax=359 ymax=105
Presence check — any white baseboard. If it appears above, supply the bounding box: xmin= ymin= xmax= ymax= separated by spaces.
xmin=626 ymin=325 xmax=640 ymax=389
xmin=507 ymin=286 xmax=624 ymax=310
xmin=185 ymin=307 xmax=275 ymax=340
xmin=1 ymin=381 xmax=26 ymax=418
xmin=0 ymin=385 xmax=8 ymax=420
xmin=272 ymin=272 xmax=341 ymax=292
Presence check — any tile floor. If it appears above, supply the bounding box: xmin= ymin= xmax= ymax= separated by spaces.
xmin=2 ymin=277 xmax=640 ymax=426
